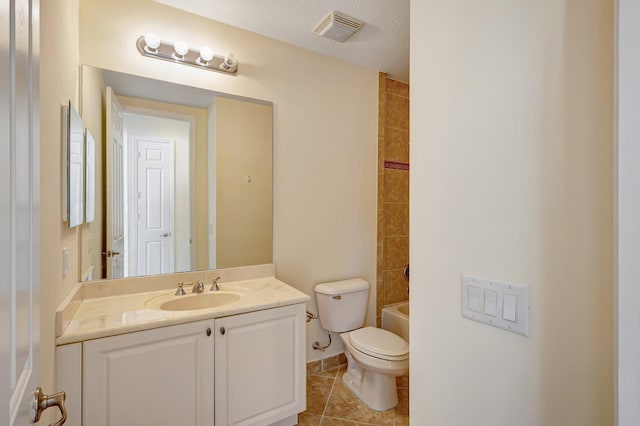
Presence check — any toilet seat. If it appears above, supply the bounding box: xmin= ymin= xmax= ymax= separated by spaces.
xmin=348 ymin=327 xmax=408 ymax=361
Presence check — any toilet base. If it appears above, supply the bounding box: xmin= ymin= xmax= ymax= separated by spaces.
xmin=342 ymin=351 xmax=399 ymax=411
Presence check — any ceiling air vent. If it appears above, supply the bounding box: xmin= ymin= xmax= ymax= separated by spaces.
xmin=312 ymin=10 xmax=364 ymax=42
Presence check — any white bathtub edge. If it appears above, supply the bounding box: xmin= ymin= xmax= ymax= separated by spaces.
xmin=381 ymin=302 xmax=409 ymax=343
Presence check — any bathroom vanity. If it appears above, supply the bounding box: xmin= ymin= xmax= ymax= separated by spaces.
xmin=55 ymin=265 xmax=309 ymax=426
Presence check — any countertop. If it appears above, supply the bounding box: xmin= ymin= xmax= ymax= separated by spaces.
xmin=56 ymin=276 xmax=310 ymax=345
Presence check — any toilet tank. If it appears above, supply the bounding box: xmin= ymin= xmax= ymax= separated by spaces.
xmin=314 ymin=278 xmax=370 ymax=333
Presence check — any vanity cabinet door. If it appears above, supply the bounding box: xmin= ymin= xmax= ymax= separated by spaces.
xmin=83 ymin=320 xmax=215 ymax=426
xmin=215 ymin=303 xmax=306 ymax=426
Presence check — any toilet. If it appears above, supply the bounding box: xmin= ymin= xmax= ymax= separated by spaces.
xmin=314 ymin=278 xmax=409 ymax=411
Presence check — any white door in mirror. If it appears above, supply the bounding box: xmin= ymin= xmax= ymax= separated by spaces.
xmin=135 ymin=137 xmax=174 ymax=276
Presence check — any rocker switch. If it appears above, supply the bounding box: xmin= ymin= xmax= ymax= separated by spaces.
xmin=484 ymin=290 xmax=497 ymax=316
xmin=502 ymin=294 xmax=517 ymax=322
xmin=467 ymin=286 xmax=481 ymax=312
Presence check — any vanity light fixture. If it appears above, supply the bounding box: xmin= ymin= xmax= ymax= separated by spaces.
xmin=136 ymin=34 xmax=238 ymax=75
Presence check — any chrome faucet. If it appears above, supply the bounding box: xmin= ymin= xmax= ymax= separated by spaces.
xmin=175 ymin=282 xmax=186 ymax=296
xmin=210 ymin=276 xmax=221 ymax=292
xmin=192 ymin=280 xmax=205 ymax=293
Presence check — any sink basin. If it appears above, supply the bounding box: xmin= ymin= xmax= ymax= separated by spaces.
xmin=146 ymin=292 xmax=242 ymax=312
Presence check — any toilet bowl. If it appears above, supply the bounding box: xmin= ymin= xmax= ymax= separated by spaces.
xmin=340 ymin=327 xmax=408 ymax=411
xmin=314 ymin=278 xmax=409 ymax=411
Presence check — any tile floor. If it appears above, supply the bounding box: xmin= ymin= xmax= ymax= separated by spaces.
xmin=298 ymin=367 xmax=409 ymax=425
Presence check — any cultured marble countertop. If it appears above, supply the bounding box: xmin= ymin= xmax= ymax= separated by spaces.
xmin=56 ymin=276 xmax=310 ymax=345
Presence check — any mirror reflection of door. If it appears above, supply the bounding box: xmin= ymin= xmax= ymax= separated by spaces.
xmin=135 ymin=137 xmax=174 ymax=276
xmin=107 ymin=86 xmax=193 ymax=279
xmin=122 ymin=107 xmax=192 ymax=278
xmin=106 ymin=87 xmax=125 ymax=278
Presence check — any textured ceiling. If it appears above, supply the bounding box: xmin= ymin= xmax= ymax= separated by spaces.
xmin=153 ymin=0 xmax=410 ymax=82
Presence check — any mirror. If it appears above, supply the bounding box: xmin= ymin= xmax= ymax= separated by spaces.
xmin=79 ymin=65 xmax=273 ymax=282
xmin=64 ymin=101 xmax=84 ymax=227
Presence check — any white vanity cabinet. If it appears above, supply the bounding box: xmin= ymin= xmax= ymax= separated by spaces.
xmin=214 ymin=303 xmax=306 ymax=426
xmin=57 ymin=303 xmax=306 ymax=426
xmin=83 ymin=319 xmax=215 ymax=426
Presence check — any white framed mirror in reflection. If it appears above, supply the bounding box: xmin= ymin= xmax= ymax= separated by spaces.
xmin=79 ymin=65 xmax=273 ymax=282
xmin=63 ymin=101 xmax=85 ymax=228
xmin=85 ymin=128 xmax=96 ymax=224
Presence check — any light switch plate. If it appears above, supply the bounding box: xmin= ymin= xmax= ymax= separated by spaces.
xmin=62 ymin=247 xmax=69 ymax=277
xmin=461 ymin=275 xmax=529 ymax=336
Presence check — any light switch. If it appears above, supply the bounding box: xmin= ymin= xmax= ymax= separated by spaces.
xmin=62 ymin=247 xmax=68 ymax=278
xmin=461 ymin=275 xmax=529 ymax=336
xmin=502 ymin=294 xmax=517 ymax=322
xmin=468 ymin=286 xmax=481 ymax=312
xmin=484 ymin=290 xmax=497 ymax=316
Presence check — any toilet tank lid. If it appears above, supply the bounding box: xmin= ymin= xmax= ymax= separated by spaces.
xmin=315 ymin=278 xmax=370 ymax=295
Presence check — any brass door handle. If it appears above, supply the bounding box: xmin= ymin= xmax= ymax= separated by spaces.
xmin=104 ymin=250 xmax=121 ymax=257
xmin=32 ymin=387 xmax=67 ymax=426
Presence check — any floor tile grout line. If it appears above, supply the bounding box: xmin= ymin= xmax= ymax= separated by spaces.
xmin=319 ymin=368 xmax=339 ymax=424
xmin=322 ymin=415 xmax=376 ymax=425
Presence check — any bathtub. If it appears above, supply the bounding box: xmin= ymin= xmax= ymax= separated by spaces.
xmin=381 ymin=302 xmax=409 ymax=342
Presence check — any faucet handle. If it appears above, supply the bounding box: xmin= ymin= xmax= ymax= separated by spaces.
xmin=192 ymin=280 xmax=205 ymax=293
xmin=175 ymin=282 xmax=186 ymax=296
xmin=210 ymin=276 xmax=221 ymax=292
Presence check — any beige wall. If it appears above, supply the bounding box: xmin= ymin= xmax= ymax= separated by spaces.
xmin=410 ymin=0 xmax=613 ymax=425
xmin=216 ymin=97 xmax=272 ymax=269
xmin=40 ymin=0 xmax=80 ymax=412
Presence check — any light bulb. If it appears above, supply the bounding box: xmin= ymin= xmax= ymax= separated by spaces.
xmin=173 ymin=40 xmax=189 ymax=58
xmin=144 ymin=32 xmax=160 ymax=52
xmin=199 ymin=46 xmax=214 ymax=63
xmin=220 ymin=53 xmax=237 ymax=70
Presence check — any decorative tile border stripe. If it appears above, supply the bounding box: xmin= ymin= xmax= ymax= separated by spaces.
xmin=306 ymin=353 xmax=347 ymax=376
xmin=384 ymin=161 xmax=409 ymax=171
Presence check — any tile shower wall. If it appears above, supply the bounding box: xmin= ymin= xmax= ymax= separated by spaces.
xmin=377 ymin=74 xmax=410 ymax=324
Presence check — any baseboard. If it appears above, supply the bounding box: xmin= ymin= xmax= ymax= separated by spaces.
xmin=306 ymin=352 xmax=347 ymax=376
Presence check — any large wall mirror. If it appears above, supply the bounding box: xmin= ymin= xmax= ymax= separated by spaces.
xmin=79 ymin=65 xmax=273 ymax=281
